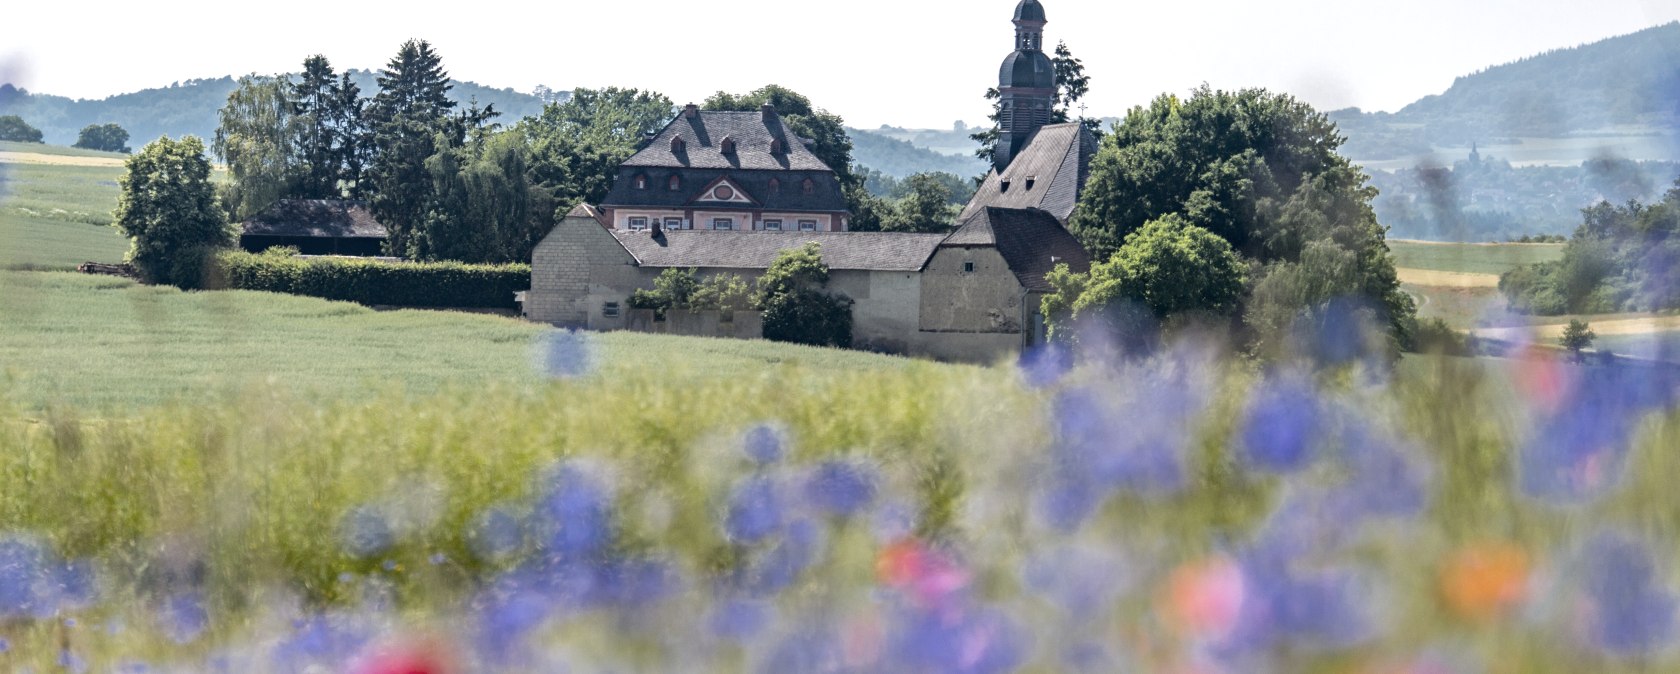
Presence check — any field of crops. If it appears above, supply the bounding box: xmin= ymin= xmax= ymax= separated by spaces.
xmin=1389 ymin=240 xmax=1564 ymax=277
xmin=0 ymin=157 xmax=130 ymax=270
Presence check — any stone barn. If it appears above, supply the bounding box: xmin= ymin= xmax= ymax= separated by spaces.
xmin=528 ymin=205 xmax=1089 ymax=362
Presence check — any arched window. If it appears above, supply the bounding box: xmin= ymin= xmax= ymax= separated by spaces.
xmin=768 ymin=177 xmax=780 ymax=194
xmin=668 ymin=175 xmax=681 ymax=191
xmin=802 ymin=178 xmax=815 ymax=195
xmin=633 ymin=175 xmax=647 ymax=190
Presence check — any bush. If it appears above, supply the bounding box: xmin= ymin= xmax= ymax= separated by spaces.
xmin=629 ymin=268 xmax=702 ymax=319
xmin=215 ymin=250 xmax=530 ymax=309
xmin=761 ymin=288 xmax=854 ymax=348
xmin=112 ymin=136 xmax=233 ymax=289
xmin=1410 ymin=317 xmax=1471 ymax=356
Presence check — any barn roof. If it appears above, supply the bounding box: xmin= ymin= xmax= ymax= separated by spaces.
xmin=611 ymin=230 xmax=947 ymax=272
xmin=944 ymin=207 xmax=1091 ymax=292
xmin=241 ymin=200 xmax=387 ymax=239
xmin=959 ymin=122 xmax=1097 ymax=224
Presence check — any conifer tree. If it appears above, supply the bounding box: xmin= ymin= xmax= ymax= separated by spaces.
xmin=365 ymin=40 xmax=456 ymax=257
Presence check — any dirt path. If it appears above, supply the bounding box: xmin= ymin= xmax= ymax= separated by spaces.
xmin=0 ymin=151 xmax=126 ymax=167
xmin=1396 ymin=268 xmax=1502 ymax=288
xmin=1472 ymin=315 xmax=1680 ymax=341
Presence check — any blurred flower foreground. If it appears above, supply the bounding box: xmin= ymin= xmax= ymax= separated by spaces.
xmin=2 ymin=329 xmax=1680 ymax=674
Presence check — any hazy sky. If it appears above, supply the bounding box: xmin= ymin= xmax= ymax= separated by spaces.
xmin=4 ymin=0 xmax=1678 ymax=129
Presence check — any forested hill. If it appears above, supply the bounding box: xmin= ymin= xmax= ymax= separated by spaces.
xmin=0 ymin=71 xmax=557 ymax=146
xmin=847 ymin=128 xmax=989 ymax=179
xmin=1334 ymin=22 xmax=1680 ymax=154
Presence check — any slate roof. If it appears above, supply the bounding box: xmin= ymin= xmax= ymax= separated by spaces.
xmin=622 ymin=110 xmax=833 ymax=172
xmin=241 ymin=200 xmax=387 ymax=239
xmin=601 ymin=167 xmax=849 ymax=213
xmin=944 ymin=207 xmax=1091 ymax=293
xmin=611 ymin=230 xmax=947 ymax=272
xmin=959 ymin=123 xmax=1097 ymax=224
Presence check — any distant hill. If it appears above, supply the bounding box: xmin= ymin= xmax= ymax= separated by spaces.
xmin=1335 ymin=22 xmax=1680 ymax=162
xmin=848 ymin=128 xmax=989 ymax=179
xmin=0 ymin=71 xmax=558 ymax=147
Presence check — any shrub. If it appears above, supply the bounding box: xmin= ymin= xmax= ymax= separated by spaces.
xmin=1410 ymin=317 xmax=1471 ymax=356
xmin=629 ymin=268 xmax=702 ymax=319
xmin=692 ymin=273 xmax=753 ymax=319
xmin=215 ymin=250 xmax=529 ymax=309
xmin=112 ymin=136 xmax=233 ymax=289
xmin=757 ymin=243 xmax=853 ymax=347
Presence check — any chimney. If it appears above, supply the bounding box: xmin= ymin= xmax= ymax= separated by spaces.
xmin=682 ymin=103 xmax=699 ymax=119
xmin=651 ymin=219 xmax=664 ymax=237
xmin=760 ymin=103 xmax=777 ymax=122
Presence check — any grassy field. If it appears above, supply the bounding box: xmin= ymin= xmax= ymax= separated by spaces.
xmin=0 ymin=271 xmax=929 ymax=410
xmin=0 ymin=159 xmax=130 ymax=270
xmin=1390 ymin=240 xmax=1564 ymax=276
xmin=0 ymin=140 xmax=131 ymax=160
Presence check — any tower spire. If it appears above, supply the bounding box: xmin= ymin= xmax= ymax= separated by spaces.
xmin=994 ymin=0 xmax=1055 ymax=173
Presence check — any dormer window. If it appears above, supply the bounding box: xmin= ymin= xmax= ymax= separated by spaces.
xmin=633 ymin=175 xmax=647 ymax=190
xmin=768 ymin=178 xmax=780 ymax=194
xmin=670 ymin=136 xmax=686 ymax=153
xmin=1000 ymin=180 xmax=1011 ymax=193
xmin=802 ymin=178 xmax=815 ymax=195
xmin=668 ymin=175 xmax=681 ymax=191
xmin=1025 ymin=176 xmax=1037 ymax=191
xmin=720 ymin=136 xmax=736 ymax=154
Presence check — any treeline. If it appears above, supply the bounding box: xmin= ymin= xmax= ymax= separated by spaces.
xmin=1501 ymin=180 xmax=1680 ymax=315
xmin=1369 ymin=156 xmax=1680 ymax=241
xmin=0 ymin=76 xmax=553 ymax=146
xmin=213 ymin=42 xmax=674 ymax=264
xmin=847 ymin=128 xmax=987 ymax=179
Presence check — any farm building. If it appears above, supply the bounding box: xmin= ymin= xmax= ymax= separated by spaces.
xmin=598 ymin=104 xmax=852 ymax=233
xmin=525 ymin=0 xmax=1098 ymax=362
xmin=240 ymin=199 xmax=389 ymax=256
xmin=527 ymin=205 xmax=1089 ymax=362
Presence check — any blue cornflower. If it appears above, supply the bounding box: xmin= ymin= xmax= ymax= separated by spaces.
xmin=709 ymin=598 xmax=773 ymax=641
xmin=0 ymin=534 xmax=51 ymax=619
xmin=1018 ymin=342 xmax=1074 ymax=388
xmin=339 ymin=505 xmax=393 ymax=558
xmin=1580 ymin=534 xmax=1677 ymax=657
xmin=160 ymin=592 xmax=209 ymax=644
xmin=745 ymin=519 xmax=825 ymax=595
xmin=724 ymin=476 xmax=784 ymax=544
xmin=742 ymin=424 xmax=786 ymax=465
xmin=1239 ymin=372 xmax=1324 ymax=474
xmin=539 ymin=329 xmax=594 ymax=378
xmin=469 ymin=507 xmax=526 ymax=560
xmin=804 ymin=460 xmax=877 ymax=517
xmin=533 ymin=462 xmax=614 ymax=559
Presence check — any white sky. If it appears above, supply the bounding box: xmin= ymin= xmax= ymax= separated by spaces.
xmin=4 ymin=0 xmax=1678 ymax=129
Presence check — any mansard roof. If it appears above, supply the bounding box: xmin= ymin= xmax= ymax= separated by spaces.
xmin=944 ymin=206 xmax=1090 ymax=293
xmin=601 ymin=167 xmax=849 ymax=213
xmin=623 ymin=110 xmax=834 ymax=172
xmin=241 ymin=199 xmax=387 ymax=239
xmin=959 ymin=122 xmax=1097 ymax=224
xmin=611 ymin=230 xmax=946 ymax=272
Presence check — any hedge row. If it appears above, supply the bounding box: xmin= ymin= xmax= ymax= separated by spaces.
xmin=215 ymin=251 xmax=530 ymax=310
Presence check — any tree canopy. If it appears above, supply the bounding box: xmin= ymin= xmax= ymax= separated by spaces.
xmin=113 ymin=136 xmax=233 ymax=288
xmin=366 ymin=39 xmax=458 ymax=257
xmin=0 ymin=115 xmax=44 ymax=143
xmin=74 ymin=123 xmax=131 ymax=153
xmin=706 ymin=85 xmax=855 ymax=188
xmin=1501 ymin=180 xmax=1680 ymax=314
xmin=882 ymin=173 xmax=961 ymax=233
xmin=1064 ymin=87 xmax=1414 ymax=350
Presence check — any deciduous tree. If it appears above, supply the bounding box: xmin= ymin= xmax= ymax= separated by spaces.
xmin=884 ymin=173 xmax=959 ymax=233
xmin=0 ymin=115 xmax=43 ymax=143
xmin=214 ymin=75 xmax=297 ymax=220
xmin=74 ymin=123 xmax=131 ymax=153
xmin=113 ymin=136 xmax=233 ymax=288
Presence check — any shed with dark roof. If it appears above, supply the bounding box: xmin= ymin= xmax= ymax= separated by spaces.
xmin=239 ymin=199 xmax=389 ymax=256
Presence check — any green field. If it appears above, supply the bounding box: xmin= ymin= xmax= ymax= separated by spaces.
xmin=1390 ymin=240 xmax=1564 ymax=276
xmin=0 ymin=271 xmax=930 ymax=410
xmin=0 ymin=160 xmax=130 ymax=270
xmin=0 ymin=140 xmax=131 ymax=159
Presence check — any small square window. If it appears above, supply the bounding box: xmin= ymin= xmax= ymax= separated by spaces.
xmin=627 ymin=217 xmax=648 ymax=231
xmin=712 ymin=218 xmax=735 ymax=231
xmin=603 ymin=302 xmax=621 ymax=317
xmin=763 ymin=219 xmax=783 ymax=231
xmin=963 ymin=261 xmax=975 ymax=273
xmin=798 ymin=219 xmax=818 ymax=231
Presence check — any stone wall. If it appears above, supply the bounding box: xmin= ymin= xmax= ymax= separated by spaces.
xmin=528 ymin=215 xmax=640 ymax=329
xmin=624 ymin=309 xmax=763 ymax=339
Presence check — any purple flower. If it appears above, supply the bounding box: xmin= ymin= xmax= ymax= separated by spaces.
xmin=159 ymin=592 xmax=208 ymax=644
xmin=759 ymin=628 xmax=845 ymax=674
xmin=1325 ymin=426 xmax=1430 ymax=521
xmin=0 ymin=637 xmax=8 ymax=653
xmin=1579 ymin=534 xmax=1677 ymax=657
xmin=597 ymin=557 xmax=679 ymax=609
xmin=533 ymin=461 xmax=614 ymax=559
xmin=742 ymin=424 xmax=786 ymax=465
xmin=709 ymin=598 xmax=773 ymax=641
xmin=889 ymin=603 xmax=1027 ymax=674
xmin=469 ymin=507 xmax=526 ymax=560
xmin=339 ymin=505 xmax=393 ymax=558
xmin=804 ymin=460 xmax=877 ymax=517
xmin=270 ymin=614 xmax=371 ymax=670
xmin=724 ymin=476 xmax=784 ymax=544
xmin=1018 ymin=342 xmax=1074 ymax=388
xmin=539 ymin=330 xmax=594 ymax=378
xmin=743 ymin=518 xmax=825 ymax=595
xmin=1239 ymin=372 xmax=1324 ymax=474
xmin=0 ymin=534 xmax=52 ymax=618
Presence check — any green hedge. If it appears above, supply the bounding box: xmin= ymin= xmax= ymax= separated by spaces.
xmin=215 ymin=251 xmax=530 ymax=309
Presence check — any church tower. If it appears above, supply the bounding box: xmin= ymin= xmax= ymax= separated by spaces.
xmin=994 ymin=0 xmax=1056 ymax=173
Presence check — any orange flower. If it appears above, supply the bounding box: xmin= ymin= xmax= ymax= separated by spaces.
xmin=1160 ymin=557 xmax=1245 ymax=640
xmin=1440 ymin=542 xmax=1531 ymax=622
